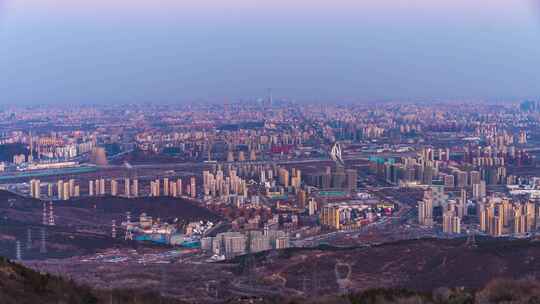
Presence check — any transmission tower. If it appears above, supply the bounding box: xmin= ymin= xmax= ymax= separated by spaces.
xmin=243 ymin=231 xmax=255 ymax=287
xmin=466 ymin=229 xmax=477 ymax=248
xmin=40 ymin=227 xmax=47 ymax=254
xmin=26 ymin=228 xmax=32 ymax=250
xmin=15 ymin=240 xmax=22 ymax=260
xmin=42 ymin=202 xmax=47 ymax=225
xmin=48 ymin=201 xmax=55 ymax=226
xmin=111 ymin=220 xmax=117 ymax=238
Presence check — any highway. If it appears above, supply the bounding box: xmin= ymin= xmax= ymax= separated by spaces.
xmin=102 ymin=155 xmax=370 ymax=170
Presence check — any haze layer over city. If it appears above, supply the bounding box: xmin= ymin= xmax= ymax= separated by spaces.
xmin=2 ymin=1 xmax=540 ymax=304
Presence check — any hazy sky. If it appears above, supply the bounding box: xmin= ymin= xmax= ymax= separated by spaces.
xmin=1 ymin=0 xmax=539 ymax=104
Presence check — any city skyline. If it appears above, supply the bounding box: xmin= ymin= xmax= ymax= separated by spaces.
xmin=1 ymin=0 xmax=540 ymax=104
xmin=1 ymin=98 xmax=540 ymax=302
xmin=5 ymin=2 xmax=540 ymax=303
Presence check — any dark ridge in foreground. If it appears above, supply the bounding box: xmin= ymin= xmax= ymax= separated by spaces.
xmin=5 ymin=252 xmax=540 ymax=303
xmin=0 ymin=257 xmax=183 ymax=304
xmin=258 ymin=278 xmax=540 ymax=304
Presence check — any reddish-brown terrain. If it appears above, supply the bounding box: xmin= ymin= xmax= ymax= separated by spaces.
xmin=0 ymin=190 xmax=222 ymax=260
xmin=21 ymin=237 xmax=540 ymax=302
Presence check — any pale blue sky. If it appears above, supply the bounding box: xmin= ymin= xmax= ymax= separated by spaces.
xmin=1 ymin=0 xmax=539 ymax=104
